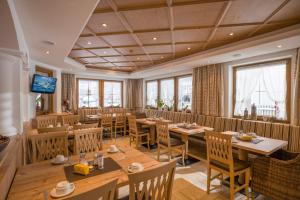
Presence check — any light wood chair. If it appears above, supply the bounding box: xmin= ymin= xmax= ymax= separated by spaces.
xmin=30 ymin=131 xmax=68 ymax=163
xmin=156 ymin=121 xmax=185 ymax=165
xmin=126 ymin=160 xmax=176 ymax=200
xmin=37 ymin=125 xmax=69 ymax=134
xmin=62 ymin=115 xmax=80 ymax=126
xmin=128 ymin=115 xmax=150 ymax=150
xmin=70 ymin=179 xmax=118 ymax=200
xmin=100 ymin=113 xmax=113 ymax=139
xmin=206 ymin=131 xmax=250 ymax=200
xmin=73 ymin=123 xmax=98 ymax=130
xmin=115 ymin=112 xmax=126 ymax=136
xmin=36 ymin=116 xmax=57 ymax=128
xmin=74 ymin=128 xmax=103 ymax=154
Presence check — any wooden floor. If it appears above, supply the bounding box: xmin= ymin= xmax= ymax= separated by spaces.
xmin=103 ymin=135 xmax=270 ymax=200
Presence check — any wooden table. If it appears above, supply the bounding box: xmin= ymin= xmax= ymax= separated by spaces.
xmin=8 ymin=145 xmax=160 ymax=200
xmin=136 ymin=118 xmax=172 ymax=145
xmin=169 ymin=124 xmax=213 ymax=159
xmin=223 ymin=131 xmax=288 ymax=183
xmin=86 ymin=113 xmax=131 ymax=120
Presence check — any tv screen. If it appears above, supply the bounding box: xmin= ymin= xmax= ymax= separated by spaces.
xmin=31 ymin=74 xmax=57 ymax=94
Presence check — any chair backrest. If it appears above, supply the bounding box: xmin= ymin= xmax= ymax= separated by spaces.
xmin=128 ymin=115 xmax=138 ymax=135
xmin=206 ymin=131 xmax=233 ymax=171
xmin=115 ymin=112 xmax=126 ymax=125
xmin=74 ymin=128 xmax=103 ymax=154
xmin=69 ymin=179 xmax=118 ymax=200
xmin=38 ymin=125 xmax=69 ymax=134
xmin=36 ymin=116 xmax=58 ymax=128
xmin=73 ymin=123 xmax=98 ymax=130
xmin=101 ymin=113 xmax=113 ymax=126
xmin=156 ymin=121 xmax=170 ymax=147
xmin=31 ymin=131 xmax=68 ymax=163
xmin=128 ymin=160 xmax=176 ymax=200
xmin=62 ymin=115 xmax=80 ymax=125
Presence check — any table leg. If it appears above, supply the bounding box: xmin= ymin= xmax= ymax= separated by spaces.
xmin=238 ymin=149 xmax=248 ymax=184
xmin=181 ymin=134 xmax=189 ymax=158
xmin=150 ymin=126 xmax=156 ymax=145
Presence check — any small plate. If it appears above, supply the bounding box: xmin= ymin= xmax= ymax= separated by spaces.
xmin=128 ymin=164 xmax=144 ymax=173
xmin=50 ymin=183 xmax=75 ymax=198
xmin=51 ymin=158 xmax=68 ymax=165
xmin=107 ymin=149 xmax=119 ymax=153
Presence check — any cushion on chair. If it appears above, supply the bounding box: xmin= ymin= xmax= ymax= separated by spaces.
xmin=159 ymin=137 xmax=184 ymax=147
xmin=210 ymin=159 xmax=250 ymax=172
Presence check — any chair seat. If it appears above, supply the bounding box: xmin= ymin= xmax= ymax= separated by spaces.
xmin=210 ymin=159 xmax=250 ymax=172
xmin=159 ymin=137 xmax=184 ymax=147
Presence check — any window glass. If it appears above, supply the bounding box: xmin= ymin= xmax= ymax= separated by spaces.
xmin=160 ymin=79 xmax=174 ymax=108
xmin=146 ymin=81 xmax=158 ymax=107
xmin=104 ymin=81 xmax=122 ymax=107
xmin=78 ymin=79 xmax=99 ymax=107
xmin=178 ymin=76 xmax=192 ymax=110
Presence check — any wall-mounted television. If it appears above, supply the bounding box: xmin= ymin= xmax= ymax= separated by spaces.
xmin=31 ymin=74 xmax=57 ymax=94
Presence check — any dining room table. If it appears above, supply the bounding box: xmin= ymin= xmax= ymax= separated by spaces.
xmin=86 ymin=112 xmax=131 ymax=120
xmin=7 ymin=144 xmax=160 ymax=200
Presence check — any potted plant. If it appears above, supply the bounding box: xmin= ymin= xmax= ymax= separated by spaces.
xmin=156 ymin=99 xmax=165 ymax=111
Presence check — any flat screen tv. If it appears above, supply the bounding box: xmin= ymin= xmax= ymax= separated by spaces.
xmin=31 ymin=74 xmax=57 ymax=94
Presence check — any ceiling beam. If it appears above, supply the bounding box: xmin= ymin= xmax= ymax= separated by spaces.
xmin=167 ymin=0 xmax=176 ymax=58
xmin=72 ymin=52 xmax=172 ymax=59
xmin=106 ymin=0 xmax=154 ymax=64
xmin=202 ymin=1 xmax=233 ymax=50
xmin=94 ymin=0 xmax=230 ymax=14
xmin=248 ymin=0 xmax=291 ymax=37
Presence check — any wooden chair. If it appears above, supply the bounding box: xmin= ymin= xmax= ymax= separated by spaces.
xmin=62 ymin=115 xmax=80 ymax=126
xmin=69 ymin=179 xmax=118 ymax=200
xmin=206 ymin=131 xmax=250 ymax=200
xmin=36 ymin=116 xmax=57 ymax=128
xmin=156 ymin=121 xmax=185 ymax=165
xmin=126 ymin=160 xmax=176 ymax=200
xmin=73 ymin=123 xmax=98 ymax=130
xmin=100 ymin=113 xmax=113 ymax=139
xmin=128 ymin=115 xmax=150 ymax=150
xmin=30 ymin=131 xmax=68 ymax=163
xmin=37 ymin=125 xmax=68 ymax=134
xmin=74 ymin=128 xmax=103 ymax=154
xmin=115 ymin=112 xmax=126 ymax=136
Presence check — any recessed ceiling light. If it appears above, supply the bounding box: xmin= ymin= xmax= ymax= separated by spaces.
xmin=277 ymin=45 xmax=282 ymax=48
xmin=229 ymin=32 xmax=234 ymax=36
xmin=87 ymin=41 xmax=92 ymax=45
xmin=161 ymin=56 xmax=164 ymax=59
xmin=102 ymin=23 xmax=107 ymax=27
xmin=137 ymin=57 xmax=140 ymax=60
xmin=45 ymin=50 xmax=50 ymax=55
xmin=152 ymin=37 xmax=157 ymax=41
xmin=103 ymin=51 xmax=107 ymax=54
xmin=187 ymin=47 xmax=191 ymax=50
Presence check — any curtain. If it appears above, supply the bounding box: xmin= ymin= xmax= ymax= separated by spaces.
xmin=192 ymin=64 xmax=224 ymax=116
xmin=126 ymin=79 xmax=143 ymax=111
xmin=61 ymin=74 xmax=77 ymax=112
xmin=292 ymin=48 xmax=300 ymax=125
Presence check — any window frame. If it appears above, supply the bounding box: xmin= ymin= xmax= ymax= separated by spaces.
xmin=145 ymin=74 xmax=192 ymax=111
xmin=232 ymin=58 xmax=291 ymax=123
xmin=77 ymin=78 xmax=123 ymax=108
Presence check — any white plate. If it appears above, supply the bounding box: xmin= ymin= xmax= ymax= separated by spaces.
xmin=107 ymin=149 xmax=119 ymax=153
xmin=127 ymin=165 xmax=144 ymax=173
xmin=51 ymin=158 xmax=68 ymax=165
xmin=50 ymin=183 xmax=75 ymax=198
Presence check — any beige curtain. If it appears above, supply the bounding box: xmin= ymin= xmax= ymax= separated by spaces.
xmin=192 ymin=64 xmax=224 ymax=116
xmin=292 ymin=48 xmax=300 ymax=125
xmin=126 ymin=79 xmax=143 ymax=111
xmin=61 ymin=74 xmax=77 ymax=112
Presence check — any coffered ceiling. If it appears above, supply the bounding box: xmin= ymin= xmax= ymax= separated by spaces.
xmin=69 ymin=0 xmax=300 ymax=72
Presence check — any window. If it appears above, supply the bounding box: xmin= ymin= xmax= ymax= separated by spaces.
xmin=234 ymin=60 xmax=289 ymax=120
xmin=146 ymin=81 xmax=158 ymax=107
xmin=178 ymin=76 xmax=193 ymax=110
xmin=104 ymin=81 xmax=122 ymax=107
xmin=160 ymin=79 xmax=174 ymax=108
xmin=78 ymin=79 xmax=99 ymax=107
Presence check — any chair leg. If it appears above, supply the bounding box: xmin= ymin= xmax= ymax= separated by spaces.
xmin=181 ymin=145 xmax=185 ymax=166
xmin=207 ymin=166 xmax=211 ymax=194
xmin=168 ymin=149 xmax=172 ymax=161
xmin=157 ymin=145 xmax=160 ymax=161
xmin=245 ymin=169 xmax=250 ymax=200
xmin=229 ymin=174 xmax=235 ymax=200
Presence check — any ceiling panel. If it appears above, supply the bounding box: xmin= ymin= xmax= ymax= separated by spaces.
xmin=175 ymin=43 xmax=203 ymax=56
xmin=174 ymin=29 xmax=211 ymax=43
xmin=91 ymin=63 xmax=115 ymax=67
xmin=76 ymin=36 xmax=108 ymax=48
xmin=90 ymin=48 xmax=120 ymax=56
xmin=69 ymin=50 xmax=94 ymax=57
xmin=95 ymin=0 xmax=111 ymax=10
xmin=150 ymin=54 xmax=173 ymax=61
xmin=173 ymin=3 xmax=224 ymax=27
xmin=87 ymin=13 xmax=127 ymax=33
xmin=103 ymin=56 xmax=128 ymax=62
xmin=134 ymin=61 xmax=152 ymax=66
xmin=125 ymin=55 xmax=150 ymax=61
xmin=136 ymin=31 xmax=171 ymax=45
xmin=115 ymin=0 xmax=165 ymax=8
xmin=115 ymin=46 xmax=146 ymax=55
xmin=113 ymin=62 xmax=135 ymax=67
xmin=222 ymin=0 xmax=285 ymax=25
xmin=102 ymin=34 xmax=137 ymax=46
xmin=144 ymin=45 xmax=172 ymax=54
xmin=81 ymin=28 xmax=93 ymax=35
xmin=270 ymin=0 xmax=300 ymax=22
xmin=81 ymin=57 xmax=107 ymax=63
xmin=213 ymin=25 xmax=258 ymax=41
xmin=123 ymin=7 xmax=169 ymax=30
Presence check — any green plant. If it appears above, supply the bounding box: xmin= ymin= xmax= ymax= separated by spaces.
xmin=156 ymin=99 xmax=165 ymax=108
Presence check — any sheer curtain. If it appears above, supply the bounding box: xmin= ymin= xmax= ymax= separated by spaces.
xmin=61 ymin=74 xmax=77 ymax=112
xmin=292 ymin=48 xmax=300 ymax=125
xmin=126 ymin=79 xmax=143 ymax=111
